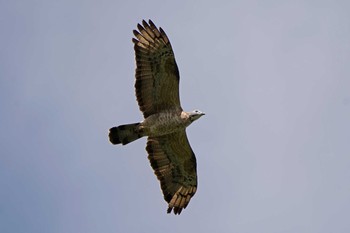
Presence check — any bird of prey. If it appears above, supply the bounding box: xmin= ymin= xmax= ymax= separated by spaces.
xmin=109 ymin=20 xmax=205 ymax=215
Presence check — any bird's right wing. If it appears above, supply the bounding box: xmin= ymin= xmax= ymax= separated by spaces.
xmin=146 ymin=130 xmax=198 ymax=215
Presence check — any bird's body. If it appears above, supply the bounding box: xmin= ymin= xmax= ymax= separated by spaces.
xmin=141 ymin=111 xmax=191 ymax=136
xmin=109 ymin=20 xmax=204 ymax=215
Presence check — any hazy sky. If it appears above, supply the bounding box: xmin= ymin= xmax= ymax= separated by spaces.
xmin=1 ymin=0 xmax=350 ymax=232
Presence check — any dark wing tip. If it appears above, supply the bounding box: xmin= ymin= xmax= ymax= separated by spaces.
xmin=159 ymin=27 xmax=165 ymax=34
xmin=159 ymin=27 xmax=169 ymax=43
xmin=132 ymin=38 xmax=138 ymax=44
xmin=167 ymin=206 xmax=183 ymax=215
xmin=137 ymin=23 xmax=144 ymax=32
xmin=142 ymin=19 xmax=149 ymax=27
xmin=133 ymin=29 xmax=140 ymax=37
xmin=148 ymin=19 xmax=157 ymax=29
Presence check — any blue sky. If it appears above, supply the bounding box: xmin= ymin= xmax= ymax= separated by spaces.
xmin=1 ymin=0 xmax=350 ymax=232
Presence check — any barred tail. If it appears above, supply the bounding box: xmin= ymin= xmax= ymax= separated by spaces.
xmin=109 ymin=123 xmax=144 ymax=145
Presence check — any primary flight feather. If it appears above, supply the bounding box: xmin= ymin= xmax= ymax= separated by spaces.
xmin=109 ymin=20 xmax=205 ymax=215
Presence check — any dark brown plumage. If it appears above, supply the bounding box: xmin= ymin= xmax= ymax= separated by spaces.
xmin=109 ymin=20 xmax=204 ymax=215
xmin=133 ymin=20 xmax=182 ymax=118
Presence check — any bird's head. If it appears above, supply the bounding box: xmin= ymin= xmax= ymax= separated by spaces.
xmin=188 ymin=109 xmax=205 ymax=122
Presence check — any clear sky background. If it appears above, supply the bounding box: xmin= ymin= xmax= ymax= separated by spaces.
xmin=1 ymin=0 xmax=350 ymax=232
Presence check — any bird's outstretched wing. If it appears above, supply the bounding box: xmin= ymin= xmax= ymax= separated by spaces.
xmin=133 ymin=20 xmax=182 ymax=118
xmin=146 ymin=130 xmax=197 ymax=215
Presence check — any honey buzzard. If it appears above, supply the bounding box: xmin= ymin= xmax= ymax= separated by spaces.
xmin=109 ymin=20 xmax=204 ymax=215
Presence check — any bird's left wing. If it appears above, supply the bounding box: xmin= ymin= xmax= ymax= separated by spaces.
xmin=133 ymin=20 xmax=182 ymax=118
xmin=146 ymin=130 xmax=198 ymax=215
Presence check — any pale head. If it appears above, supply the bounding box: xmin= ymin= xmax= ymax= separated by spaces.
xmin=188 ymin=109 xmax=205 ymax=122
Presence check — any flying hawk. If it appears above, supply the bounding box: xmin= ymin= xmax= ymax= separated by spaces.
xmin=109 ymin=20 xmax=205 ymax=215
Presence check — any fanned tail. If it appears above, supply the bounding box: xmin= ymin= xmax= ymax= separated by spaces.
xmin=109 ymin=123 xmax=143 ymax=145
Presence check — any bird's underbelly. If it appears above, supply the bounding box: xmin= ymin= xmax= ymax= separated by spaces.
xmin=141 ymin=112 xmax=187 ymax=136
